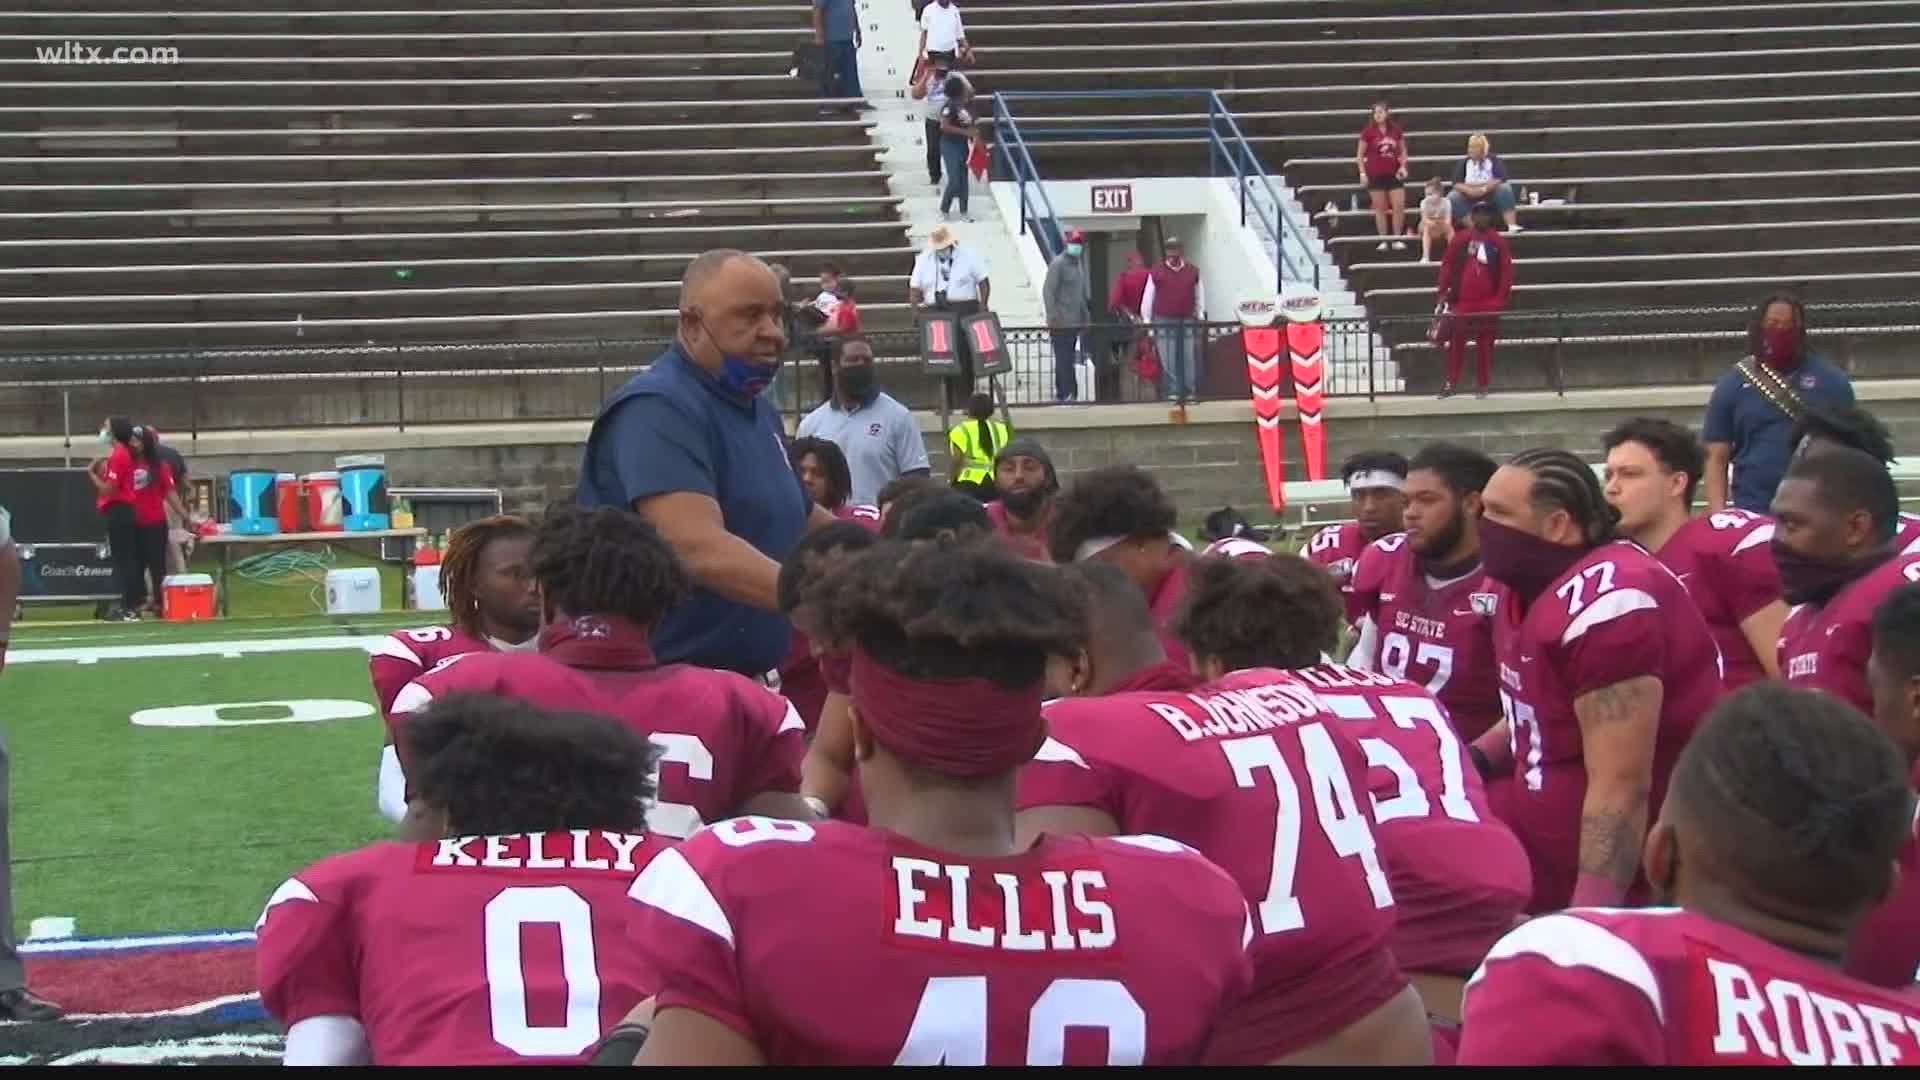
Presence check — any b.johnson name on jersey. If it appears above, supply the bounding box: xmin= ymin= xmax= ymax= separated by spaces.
xmin=1147 ymin=680 xmax=1328 ymax=743
xmin=419 ymin=830 xmax=652 ymax=874
xmin=891 ymin=858 xmax=1116 ymax=954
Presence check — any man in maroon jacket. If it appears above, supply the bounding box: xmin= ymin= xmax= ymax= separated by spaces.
xmin=1435 ymin=202 xmax=1514 ymax=400
xmin=1142 ymin=238 xmax=1205 ymax=404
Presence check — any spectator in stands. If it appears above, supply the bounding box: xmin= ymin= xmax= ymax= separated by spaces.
xmin=800 ymin=269 xmax=860 ymax=403
xmin=1142 ymin=237 xmax=1205 ymax=405
xmin=935 ymin=74 xmax=977 ymax=222
xmin=1357 ymin=98 xmax=1410 ymax=252
xmin=917 ymin=0 xmax=969 ymax=69
xmin=0 ymin=509 xmax=59 ymax=1022
xmin=797 ymin=338 xmax=931 ymax=506
xmin=910 ymin=225 xmax=991 ymax=397
xmin=914 ymin=61 xmax=968 ymax=192
xmin=1703 ymin=292 xmax=1855 ymax=514
xmin=1417 ymin=177 xmax=1453 ymax=264
xmin=812 ymin=0 xmax=863 ymax=103
xmin=947 ymin=392 xmax=1007 ymax=502
xmin=1108 ymin=249 xmax=1153 ymax=393
xmin=1448 ymin=134 xmax=1520 ymax=232
xmin=1044 ymin=228 xmax=1091 ymax=403
xmin=575 ymin=249 xmax=834 ymax=676
xmin=1435 ymin=202 xmax=1514 ymax=399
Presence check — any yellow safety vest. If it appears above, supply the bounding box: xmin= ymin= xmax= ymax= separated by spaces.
xmin=948 ymin=418 xmax=1010 ymax=486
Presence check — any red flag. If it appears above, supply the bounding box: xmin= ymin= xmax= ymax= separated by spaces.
xmin=1237 ymin=298 xmax=1287 ymax=512
xmin=1282 ymin=287 xmax=1328 ymax=482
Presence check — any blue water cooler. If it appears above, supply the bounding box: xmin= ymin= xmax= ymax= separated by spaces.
xmin=227 ymin=470 xmax=279 ymax=535
xmin=340 ymin=464 xmax=390 ymax=531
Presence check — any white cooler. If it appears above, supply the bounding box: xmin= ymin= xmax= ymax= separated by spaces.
xmin=325 ymin=567 xmax=383 ymax=614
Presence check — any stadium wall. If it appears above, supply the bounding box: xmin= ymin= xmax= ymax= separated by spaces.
xmin=12 ymin=383 xmax=1920 ymax=520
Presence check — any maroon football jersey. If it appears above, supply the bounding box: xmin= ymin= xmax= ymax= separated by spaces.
xmin=1459 ymin=907 xmax=1920 ymax=1064
xmin=1348 ymin=533 xmax=1502 ymax=742
xmin=1146 ymin=558 xmax=1193 ymax=674
xmin=1296 ymin=663 xmax=1532 ymax=975
xmin=368 ymin=624 xmax=495 ymax=726
xmin=1489 ymin=540 xmax=1723 ymax=912
xmin=625 ymin=818 xmax=1253 ymax=1065
xmin=1303 ymin=521 xmax=1383 ymax=624
xmin=1654 ymin=510 xmax=1781 ymax=691
xmin=1199 ymin=536 xmax=1272 ymax=562
xmin=257 ymin=831 xmax=670 ymax=1065
xmin=1016 ymin=668 xmax=1404 ymax=1063
xmin=1779 ymin=553 xmax=1920 ymax=718
xmin=1847 ymin=805 xmax=1920 ymax=988
xmin=395 ymin=651 xmax=805 ymax=839
xmin=984 ymin=500 xmax=1051 ymax=562
xmin=1899 ymin=512 xmax=1920 ymax=556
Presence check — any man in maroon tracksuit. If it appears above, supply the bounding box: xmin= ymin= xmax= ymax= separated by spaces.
xmin=1142 ymin=238 xmax=1205 ymax=404
xmin=1435 ymin=202 xmax=1514 ymax=399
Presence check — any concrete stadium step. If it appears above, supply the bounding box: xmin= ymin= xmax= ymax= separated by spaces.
xmin=1249 ymin=115 xmax=1920 ymax=161
xmin=1286 ymin=141 xmax=1920 ymax=188
xmin=3 ymin=4 xmax=812 ymax=31
xmin=0 ymin=144 xmax=886 ymax=184
xmin=1344 ymin=219 xmax=1920 ymax=263
xmin=5 ymin=120 xmax=876 ymax=156
xmin=1298 ymin=166 xmax=1920 ymax=216
xmin=1362 ymin=272 xmax=1920 ymax=321
xmin=0 ymin=99 xmax=866 ymax=131
xmin=1315 ymin=193 xmax=1920 ymax=237
xmin=0 ymin=73 xmax=810 ymax=106
xmin=0 ymin=171 xmax=898 ymax=216
xmin=962 ymin=0 xmax=1920 ymax=33
xmin=1349 ymin=246 xmax=1920 ymax=295
xmin=20 ymin=53 xmax=799 ymax=82
xmin=0 ymin=28 xmax=813 ymax=57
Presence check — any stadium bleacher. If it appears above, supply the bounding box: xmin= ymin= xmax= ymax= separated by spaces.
xmin=963 ymin=0 xmax=1920 ymax=388
xmin=0 ymin=1 xmax=916 ymax=354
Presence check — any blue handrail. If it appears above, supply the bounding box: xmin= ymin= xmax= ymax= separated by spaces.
xmin=989 ymin=89 xmax=1317 ymax=291
xmin=989 ymin=94 xmax=1066 ymax=262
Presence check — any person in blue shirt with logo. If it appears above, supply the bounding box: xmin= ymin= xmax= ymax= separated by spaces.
xmin=577 ymin=250 xmax=835 ymax=676
xmin=1703 ymin=293 xmax=1854 ymax=514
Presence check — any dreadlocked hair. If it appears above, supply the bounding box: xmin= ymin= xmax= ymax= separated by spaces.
xmin=777 ymin=520 xmax=879 ymax=616
xmin=1172 ymin=554 xmax=1340 ymax=672
xmin=531 ymin=506 xmax=689 ymax=627
xmin=790 ymin=436 xmax=853 ymax=511
xmin=1046 ymin=465 xmax=1179 ymax=565
xmin=1747 ymin=290 xmax=1807 ymax=360
xmin=441 ymin=514 xmax=536 ymax=635
xmin=1671 ymin=683 xmax=1914 ymax=916
xmin=404 ymin=691 xmax=659 ymax=836
xmin=807 ymin=538 xmax=1086 ymax=691
xmin=1509 ymin=447 xmax=1618 ymax=545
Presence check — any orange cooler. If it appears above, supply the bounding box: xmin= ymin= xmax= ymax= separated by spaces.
xmin=275 ymin=472 xmax=304 ymax=533
xmin=304 ymin=471 xmax=343 ymax=532
xmin=162 ymin=573 xmax=216 ymax=621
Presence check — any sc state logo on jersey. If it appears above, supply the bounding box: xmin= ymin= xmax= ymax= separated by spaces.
xmin=1470 ymin=593 xmax=1499 ymax=617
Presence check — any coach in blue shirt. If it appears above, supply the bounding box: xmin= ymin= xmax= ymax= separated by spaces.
xmin=577 ymin=249 xmax=833 ymax=675
xmin=1703 ymin=293 xmax=1854 ymax=514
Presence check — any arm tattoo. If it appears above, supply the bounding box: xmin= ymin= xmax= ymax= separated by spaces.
xmin=1579 ymin=810 xmax=1645 ymax=886
xmin=1573 ymin=678 xmax=1658 ymax=729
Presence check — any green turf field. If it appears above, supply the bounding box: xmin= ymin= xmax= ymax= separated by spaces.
xmin=7 ymin=615 xmax=421 ymax=937
xmin=17 ymin=545 xmax=406 ymax=625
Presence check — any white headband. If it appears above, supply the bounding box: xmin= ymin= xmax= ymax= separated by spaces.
xmin=1346 ymin=470 xmax=1406 ymax=494
xmin=1073 ymin=531 xmax=1192 ymax=563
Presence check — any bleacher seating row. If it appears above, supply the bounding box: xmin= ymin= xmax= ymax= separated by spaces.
xmin=0 ymin=1 xmax=917 ymax=353
xmin=962 ymin=0 xmax=1920 ymax=385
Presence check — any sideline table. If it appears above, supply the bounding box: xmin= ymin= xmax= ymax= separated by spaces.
xmin=198 ymin=528 xmax=427 ymax=617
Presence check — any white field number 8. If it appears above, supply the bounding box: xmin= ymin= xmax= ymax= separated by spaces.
xmin=483 ymin=886 xmax=601 ymax=1057
xmin=895 ymin=976 xmax=1147 ymax=1065
xmin=1221 ymin=726 xmax=1392 ymax=935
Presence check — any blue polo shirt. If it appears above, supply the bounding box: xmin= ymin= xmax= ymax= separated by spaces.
xmin=576 ymin=343 xmax=811 ymax=675
xmin=1702 ymin=353 xmax=1854 ymax=513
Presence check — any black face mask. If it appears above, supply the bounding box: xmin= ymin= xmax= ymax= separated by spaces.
xmin=838 ymin=367 xmax=877 ymax=399
xmin=1002 ymin=487 xmax=1048 ymax=518
xmin=1772 ymin=540 xmax=1887 ymax=607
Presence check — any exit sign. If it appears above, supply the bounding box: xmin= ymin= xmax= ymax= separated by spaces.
xmin=1091 ymin=184 xmax=1133 ymax=213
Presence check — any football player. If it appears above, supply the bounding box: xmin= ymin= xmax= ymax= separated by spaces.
xmin=1048 ymin=465 xmax=1199 ymax=670
xmin=1017 ymin=554 xmax=1433 ymax=1066
xmin=1460 ymin=684 xmax=1920 ymax=1065
xmin=258 ymin=692 xmax=671 ymax=1065
xmin=778 ymin=521 xmax=879 ymax=818
xmin=1043 ymin=562 xmax=1200 ymax=698
xmin=1774 ymin=448 xmax=1920 ymax=717
xmin=368 ymin=514 xmax=539 ymax=821
xmin=1303 ymin=451 xmax=1409 ymax=623
xmin=1469 ymin=448 xmax=1722 ymax=912
xmin=1790 ymin=403 xmax=1920 ymax=555
xmin=394 ymin=507 xmax=810 ymax=838
xmin=1349 ymin=442 xmax=1503 ymax=742
xmin=776 ymin=521 xmax=880 ymax=738
xmin=626 ymin=539 xmax=1255 ymax=1065
xmin=1854 ymin=584 xmax=1920 ymax=987
xmin=1602 ymin=418 xmax=1786 ymax=688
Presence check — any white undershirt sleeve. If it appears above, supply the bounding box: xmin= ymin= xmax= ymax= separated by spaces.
xmin=284 ymin=1016 xmax=371 ymax=1066
xmin=376 ymin=745 xmax=408 ymax=824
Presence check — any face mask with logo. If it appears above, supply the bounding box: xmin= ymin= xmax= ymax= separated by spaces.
xmin=1478 ymin=517 xmax=1586 ymax=601
xmin=1066 ymin=243 xmax=1083 ymax=258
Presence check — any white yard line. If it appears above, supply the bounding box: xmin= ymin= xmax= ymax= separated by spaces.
xmin=9 ymin=635 xmax=388 ymax=665
xmin=18 ymin=928 xmax=255 ymax=954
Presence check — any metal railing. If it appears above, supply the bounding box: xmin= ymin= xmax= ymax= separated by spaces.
xmin=4 ymin=302 xmax=1918 ymax=439
xmin=987 ymin=89 xmax=1317 ymax=290
xmin=988 ymin=93 xmax=1067 ymax=261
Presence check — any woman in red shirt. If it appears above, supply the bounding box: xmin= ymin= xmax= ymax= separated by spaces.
xmin=125 ymin=425 xmax=189 ymax=615
xmin=88 ymin=416 xmax=144 ymax=620
xmin=1356 ymin=99 xmax=1411 ymax=253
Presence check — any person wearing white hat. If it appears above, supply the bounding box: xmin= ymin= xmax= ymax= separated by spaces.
xmin=909 ymin=225 xmax=991 ymax=398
